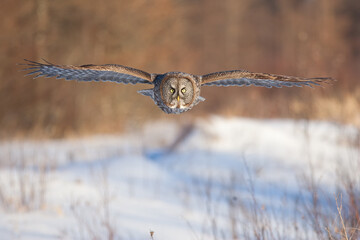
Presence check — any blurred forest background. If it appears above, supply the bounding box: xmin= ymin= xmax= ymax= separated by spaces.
xmin=0 ymin=0 xmax=359 ymax=138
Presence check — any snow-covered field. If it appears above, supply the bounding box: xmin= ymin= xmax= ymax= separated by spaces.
xmin=0 ymin=116 xmax=359 ymax=240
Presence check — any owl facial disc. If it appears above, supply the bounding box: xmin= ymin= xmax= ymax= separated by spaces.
xmin=160 ymin=77 xmax=196 ymax=109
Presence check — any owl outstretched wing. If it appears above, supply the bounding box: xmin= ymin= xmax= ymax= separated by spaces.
xmin=201 ymin=70 xmax=334 ymax=88
xmin=21 ymin=59 xmax=153 ymax=85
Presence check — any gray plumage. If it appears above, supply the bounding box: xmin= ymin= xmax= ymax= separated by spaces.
xmin=20 ymin=59 xmax=334 ymax=114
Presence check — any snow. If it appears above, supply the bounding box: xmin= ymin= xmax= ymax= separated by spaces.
xmin=0 ymin=116 xmax=358 ymax=239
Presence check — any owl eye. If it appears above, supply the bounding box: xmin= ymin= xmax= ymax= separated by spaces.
xmin=170 ymin=88 xmax=175 ymax=93
xmin=181 ymin=88 xmax=186 ymax=93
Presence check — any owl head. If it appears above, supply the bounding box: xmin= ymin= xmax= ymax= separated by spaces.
xmin=146 ymin=72 xmax=204 ymax=114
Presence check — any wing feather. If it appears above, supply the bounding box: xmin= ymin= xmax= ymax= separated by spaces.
xmin=20 ymin=59 xmax=153 ymax=85
xmin=201 ymin=70 xmax=334 ymax=88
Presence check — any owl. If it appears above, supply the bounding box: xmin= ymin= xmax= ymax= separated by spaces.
xmin=21 ymin=59 xmax=334 ymax=114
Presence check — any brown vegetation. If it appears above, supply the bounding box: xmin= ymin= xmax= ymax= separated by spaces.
xmin=190 ymin=160 xmax=360 ymax=240
xmin=0 ymin=0 xmax=359 ymax=138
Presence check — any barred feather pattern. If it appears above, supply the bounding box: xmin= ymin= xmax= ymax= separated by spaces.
xmin=22 ymin=60 xmax=152 ymax=85
xmin=201 ymin=78 xmax=320 ymax=88
xmin=201 ymin=69 xmax=334 ymax=88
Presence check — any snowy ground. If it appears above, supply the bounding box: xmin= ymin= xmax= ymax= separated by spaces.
xmin=0 ymin=116 xmax=359 ymax=240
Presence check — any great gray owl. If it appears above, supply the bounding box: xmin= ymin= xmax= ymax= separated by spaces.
xmin=21 ymin=59 xmax=334 ymax=114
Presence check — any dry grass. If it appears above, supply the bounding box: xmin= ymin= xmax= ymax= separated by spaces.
xmin=64 ymin=166 xmax=121 ymax=240
xmin=0 ymin=145 xmax=54 ymax=212
xmin=186 ymin=153 xmax=360 ymax=240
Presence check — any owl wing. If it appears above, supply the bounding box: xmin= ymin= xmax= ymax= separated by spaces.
xmin=201 ymin=70 xmax=334 ymax=88
xmin=21 ymin=59 xmax=153 ymax=85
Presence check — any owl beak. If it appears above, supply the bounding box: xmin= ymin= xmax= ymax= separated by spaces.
xmin=177 ymin=95 xmax=180 ymax=102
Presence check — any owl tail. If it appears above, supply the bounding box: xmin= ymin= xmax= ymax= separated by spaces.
xmin=138 ymin=89 xmax=154 ymax=100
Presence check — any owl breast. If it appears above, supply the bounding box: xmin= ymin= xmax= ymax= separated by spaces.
xmin=153 ymin=72 xmax=201 ymax=114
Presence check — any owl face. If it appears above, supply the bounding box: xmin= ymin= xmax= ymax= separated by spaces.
xmin=160 ymin=77 xmax=196 ymax=109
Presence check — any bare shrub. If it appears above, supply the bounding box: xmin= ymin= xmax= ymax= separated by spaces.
xmin=224 ymin=163 xmax=310 ymax=240
xmin=0 ymin=145 xmax=54 ymax=211
xmin=298 ymin=160 xmax=360 ymax=240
